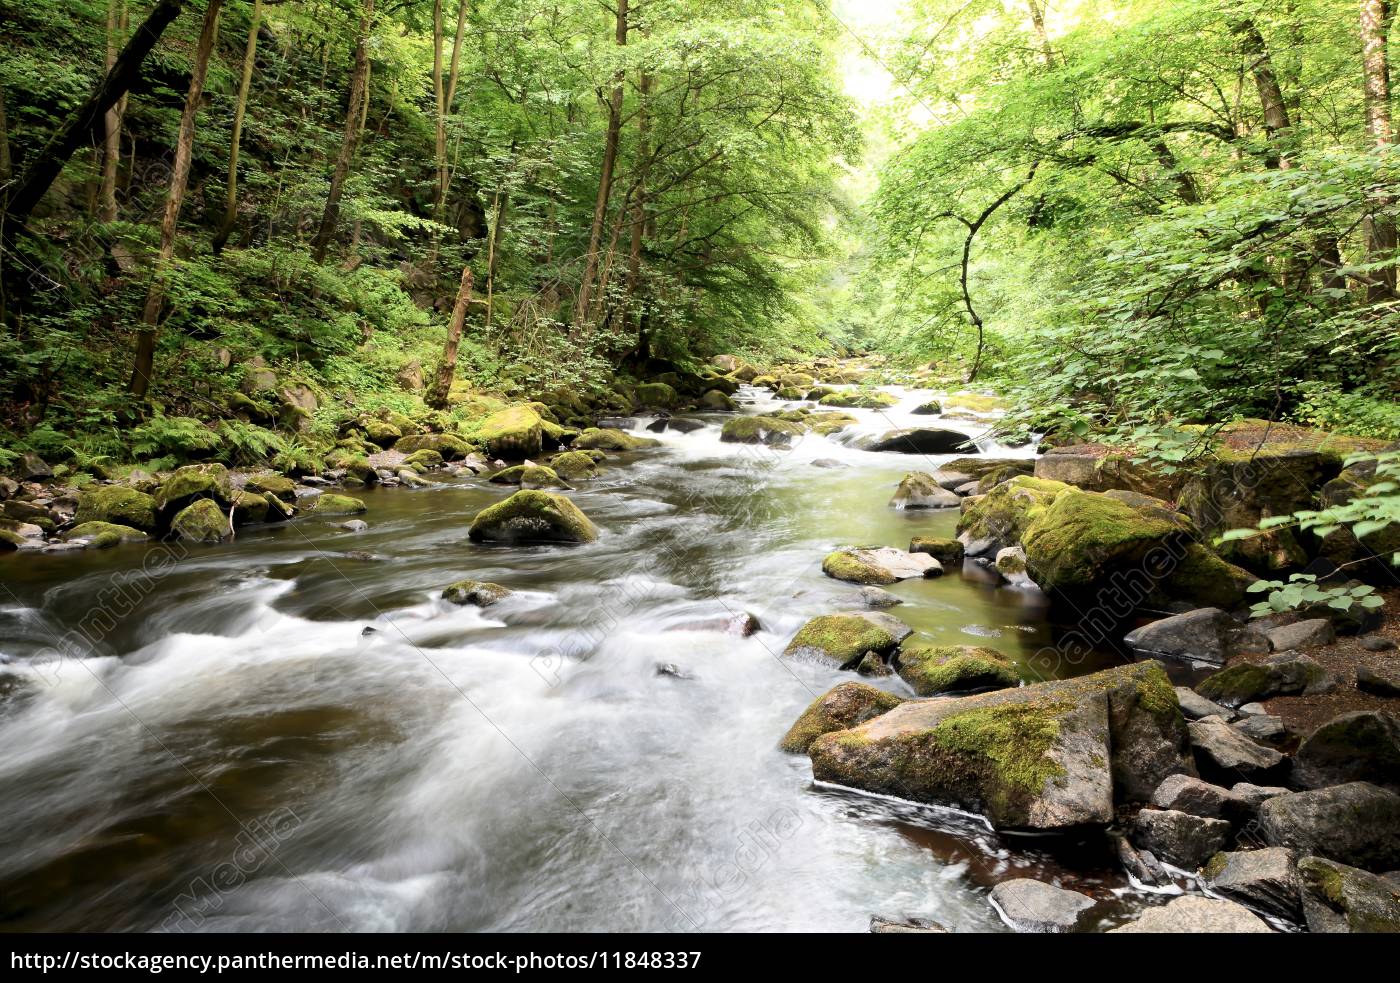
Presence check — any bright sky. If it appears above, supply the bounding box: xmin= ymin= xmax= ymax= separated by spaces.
xmin=833 ymin=0 xmax=904 ymax=107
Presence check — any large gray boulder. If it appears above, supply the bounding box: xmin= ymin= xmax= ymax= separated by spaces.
xmin=1109 ymin=896 xmax=1272 ymax=933
xmin=1203 ymin=848 xmax=1302 ymax=923
xmin=1129 ymin=809 xmax=1231 ymax=870
xmin=1292 ymin=710 xmax=1400 ymax=791
xmin=1258 ymin=783 xmax=1400 ymax=871
xmin=1264 ymin=618 xmax=1334 ymax=651
xmin=822 ymin=547 xmax=941 ymax=585
xmin=1196 ymin=653 xmax=1335 ymax=708
xmin=807 ymin=661 xmax=1189 ymax=830
xmin=1123 ymin=608 xmax=1269 ymax=667
xmin=857 ymin=428 xmax=974 ymax=454
xmin=989 ymin=879 xmax=1095 ymax=933
xmin=889 ymin=472 xmax=962 ymax=510
xmin=1150 ymin=774 xmax=1249 ymax=821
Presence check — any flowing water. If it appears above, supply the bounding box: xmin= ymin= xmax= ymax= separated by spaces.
xmin=0 ymin=386 xmax=1162 ymax=933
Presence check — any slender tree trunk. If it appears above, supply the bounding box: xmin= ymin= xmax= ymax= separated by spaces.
xmin=429 ymin=266 xmax=472 ymax=408
xmin=445 ymin=0 xmax=468 ymax=111
xmin=212 ymin=0 xmax=262 ymax=253
xmin=1235 ymin=18 xmax=1294 ymax=167
xmin=310 ymin=0 xmax=373 ymax=264
xmin=626 ymin=69 xmax=652 ymax=336
xmin=98 ymin=0 xmax=128 ymax=222
xmin=1362 ymin=0 xmax=1396 ymax=299
xmin=129 ymin=0 xmax=222 ymax=399
xmin=431 ymin=0 xmax=447 ymax=213
xmin=575 ymin=0 xmax=628 ymax=324
xmin=484 ymin=188 xmax=507 ymax=335
xmin=0 ymin=83 xmax=11 ymax=185
xmin=1027 ymin=0 xmax=1055 ymax=67
xmin=3 ymin=0 xmax=187 ymax=227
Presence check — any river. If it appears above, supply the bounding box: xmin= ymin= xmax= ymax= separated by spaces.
xmin=0 ymin=385 xmax=1161 ymax=932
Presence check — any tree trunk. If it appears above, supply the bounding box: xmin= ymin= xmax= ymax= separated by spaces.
xmin=0 ymin=82 xmax=11 ymax=185
xmin=625 ymin=69 xmax=652 ymax=335
xmin=212 ymin=0 xmax=262 ymax=253
xmin=429 ymin=266 xmax=473 ymax=409
xmin=575 ymin=0 xmax=628 ymax=325
xmin=445 ymin=0 xmax=469 ymax=111
xmin=3 ymin=0 xmax=187 ymax=227
xmin=1235 ymin=18 xmax=1294 ymax=167
xmin=1362 ymin=0 xmax=1396 ymax=299
xmin=310 ymin=0 xmax=374 ymax=264
xmin=98 ymin=0 xmax=128 ymax=223
xmin=432 ymin=0 xmax=447 ymax=213
xmin=129 ymin=0 xmax=222 ymax=399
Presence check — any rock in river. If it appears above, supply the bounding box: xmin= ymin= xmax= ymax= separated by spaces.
xmin=1123 ymin=608 xmax=1270 ymax=668
xmin=442 ymin=580 xmax=513 ymax=608
xmin=468 ymin=490 xmax=599 ymax=544
xmin=989 ymin=879 xmax=1095 ymax=933
xmin=782 ymin=613 xmax=907 ymax=669
xmin=1129 ymin=808 xmax=1231 ymax=870
xmin=821 ymin=547 xmax=940 ymax=585
xmin=855 ymin=427 xmax=974 ymax=454
xmin=894 ymin=644 xmax=1021 ymax=697
xmin=1203 ymin=848 xmax=1302 ymax=923
xmin=889 ymin=472 xmax=961 ymax=510
xmin=1109 ymin=896 xmax=1272 ymax=933
xmin=779 ymin=681 xmax=904 ymax=754
xmin=806 ymin=661 xmax=1189 ymax=830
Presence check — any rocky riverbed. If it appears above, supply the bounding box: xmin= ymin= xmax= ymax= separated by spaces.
xmin=1 ymin=357 xmax=1397 ymax=933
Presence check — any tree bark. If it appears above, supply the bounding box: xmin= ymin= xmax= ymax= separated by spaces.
xmin=310 ymin=0 xmax=374 ymax=264
xmin=575 ymin=0 xmax=628 ymax=325
xmin=1362 ymin=0 xmax=1396 ymax=299
xmin=3 ymin=0 xmax=187 ymax=227
xmin=212 ymin=0 xmax=263 ymax=253
xmin=429 ymin=266 xmax=472 ymax=408
xmin=98 ymin=0 xmax=129 ymax=223
xmin=625 ymin=68 xmax=652 ymax=332
xmin=1235 ymin=18 xmax=1294 ymax=167
xmin=432 ymin=0 xmax=448 ymax=213
xmin=129 ymin=0 xmax=222 ymax=399
xmin=0 ymin=82 xmax=11 ymax=185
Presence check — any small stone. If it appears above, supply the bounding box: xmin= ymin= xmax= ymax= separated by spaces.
xmin=869 ymin=915 xmax=948 ymax=934
xmin=1231 ymin=783 xmax=1290 ymax=809
xmin=1357 ymin=666 xmax=1400 ymax=698
xmin=859 ymin=586 xmax=903 ymax=608
xmin=1265 ymin=618 xmax=1334 ymax=651
xmin=1359 ymin=635 xmax=1397 ymax=652
xmin=989 ymin=878 xmax=1095 ymax=933
xmin=338 ymin=519 xmax=368 ymax=532
xmin=1235 ymin=714 xmax=1290 ymax=746
xmin=1174 ymin=687 xmax=1233 ymax=721
xmin=1188 ymin=717 xmax=1285 ymax=783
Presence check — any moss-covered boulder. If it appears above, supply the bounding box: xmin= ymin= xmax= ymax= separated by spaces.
xmin=818 ymin=390 xmax=898 ymax=409
xmin=779 ymin=372 xmax=816 ymax=389
xmin=475 ymin=405 xmax=544 ymax=459
xmin=1178 ymin=421 xmax=1385 ymax=575
xmin=1293 ymin=711 xmax=1400 ymax=792
xmin=700 ymin=389 xmax=739 ymax=411
xmin=910 ymin=536 xmax=965 ymax=566
xmin=779 ymin=682 xmax=904 ymax=753
xmin=304 ymin=493 xmax=368 ymax=516
xmin=547 ymin=450 xmax=602 ymax=480
xmin=633 ymin=382 xmax=678 ymax=408
xmin=822 ymin=547 xmax=940 ymax=585
xmin=1034 ymin=444 xmax=1182 ymax=500
xmin=783 ymin=613 xmax=903 ymax=669
xmin=956 ymin=475 xmax=1069 ymax=556
xmin=895 ymin=645 xmax=1022 ymax=696
xmin=468 ymin=490 xmax=598 ymax=544
xmin=170 ymin=499 xmax=231 ymax=543
xmin=945 ymin=457 xmax=1036 ymax=480
xmin=74 ymin=486 xmax=158 ymax=532
xmin=400 ymin=448 xmax=445 ymax=472
xmin=1298 ymin=856 xmax=1400 ymax=933
xmin=393 ymin=432 xmax=474 ymax=460
xmin=719 ymin=416 xmax=805 ymax=446
xmin=244 ymin=472 xmax=297 ymax=497
xmin=360 ymin=418 xmax=403 ymax=448
xmin=1021 ymin=487 xmax=1194 ymax=594
xmin=1196 ymin=654 xmax=1328 ymax=707
xmin=442 ymin=580 xmax=513 ymax=608
xmin=806 ymin=411 xmax=857 ymax=436
xmin=488 ymin=464 xmax=569 ymax=490
xmin=808 ymin=660 xmax=1188 ymax=828
xmin=155 ymin=464 xmax=235 ymax=515
xmin=62 ymin=521 xmax=149 ymax=549
xmin=574 ymin=427 xmax=661 ymax=451
xmin=890 ymin=472 xmax=961 ymax=510
xmin=1153 ymin=543 xmax=1258 ymax=609
xmin=231 ymin=490 xmax=271 ymax=524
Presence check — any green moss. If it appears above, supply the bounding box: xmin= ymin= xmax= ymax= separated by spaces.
xmin=634 ymin=382 xmax=678 ymax=407
xmin=807 ymin=411 xmax=857 ymax=435
xmin=393 ymin=433 xmax=474 ymax=459
xmin=468 ymin=490 xmax=599 ymax=544
xmin=910 ymin=537 xmax=965 ymax=566
xmin=489 ymin=464 xmax=566 ymax=488
xmin=1021 ymin=487 xmax=1192 ymax=591
xmin=821 ymin=550 xmax=896 ymax=585
xmin=305 ymin=493 xmax=368 ymax=516
xmin=62 ymin=521 xmax=148 ymax=549
xmin=401 ymin=448 xmax=445 ymax=471
xmin=547 ymin=450 xmax=602 ymax=479
xmin=1197 ymin=664 xmax=1271 ymax=706
xmin=574 ymin=428 xmax=661 ymax=451
xmin=442 ymin=580 xmax=513 ymax=607
xmin=475 ymin=405 xmax=544 ymax=459
xmin=779 ymin=372 xmax=816 ymax=389
xmin=929 ymin=701 xmax=1069 ymax=798
xmin=779 ymin=681 xmax=903 ymax=753
xmin=169 ymin=499 xmax=231 ymax=543
xmin=719 ymin=416 xmax=806 ymax=445
xmin=956 ymin=475 xmax=1069 ymax=545
xmin=74 ymin=486 xmax=158 ymax=532
xmin=1159 ymin=543 xmax=1256 ymax=608
xmin=818 ymin=390 xmax=898 ymax=409
xmin=156 ymin=464 xmax=234 ymax=512
xmin=943 ymin=393 xmax=1006 ymax=413
xmin=896 ymin=645 xmax=1022 ymax=696
xmin=783 ymin=614 xmax=898 ymax=667
xmin=245 ymin=473 xmax=297 ymax=497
